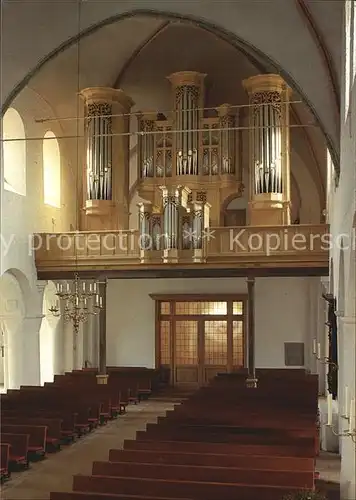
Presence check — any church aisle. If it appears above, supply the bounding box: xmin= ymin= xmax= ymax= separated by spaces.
xmin=1 ymin=400 xmax=175 ymax=500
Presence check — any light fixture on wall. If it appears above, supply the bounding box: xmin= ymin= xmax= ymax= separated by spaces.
xmin=312 ymin=338 xmax=338 ymax=370
xmin=325 ymin=391 xmax=356 ymax=442
xmin=49 ymin=273 xmax=102 ymax=336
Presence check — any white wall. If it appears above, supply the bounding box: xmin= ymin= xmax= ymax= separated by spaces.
xmin=106 ymin=276 xmax=318 ymax=369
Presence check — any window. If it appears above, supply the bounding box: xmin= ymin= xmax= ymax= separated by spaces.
xmin=2 ymin=108 xmax=26 ymax=195
xmin=43 ymin=131 xmax=61 ymax=208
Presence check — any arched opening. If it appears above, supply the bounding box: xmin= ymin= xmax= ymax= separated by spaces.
xmin=0 ymin=271 xmax=26 ymax=390
xmin=43 ymin=131 xmax=61 ymax=208
xmin=2 ymin=108 xmax=26 ymax=196
xmin=221 ymin=194 xmax=247 ymax=226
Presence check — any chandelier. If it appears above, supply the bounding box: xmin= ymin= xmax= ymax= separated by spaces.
xmin=49 ymin=273 xmax=102 ymax=334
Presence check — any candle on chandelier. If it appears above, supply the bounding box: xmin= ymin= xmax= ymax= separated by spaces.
xmin=66 ymin=283 xmax=70 ymax=292
xmin=349 ymin=399 xmax=355 ymax=433
xmin=317 ymin=342 xmax=321 ymax=359
xmin=312 ymin=339 xmax=317 ymax=355
xmin=89 ymin=283 xmax=93 ymax=293
xmin=75 ymin=296 xmax=79 ymax=306
xmin=327 ymin=392 xmax=333 ymax=426
xmin=99 ymin=296 xmax=103 ymax=307
xmin=344 ymin=386 xmax=349 ymax=418
xmin=94 ymin=282 xmax=98 ymax=293
xmin=83 ymin=282 xmax=86 ymax=292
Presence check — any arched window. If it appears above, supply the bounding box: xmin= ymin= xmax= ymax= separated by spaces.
xmin=43 ymin=131 xmax=61 ymax=208
xmin=2 ymin=108 xmax=26 ymax=195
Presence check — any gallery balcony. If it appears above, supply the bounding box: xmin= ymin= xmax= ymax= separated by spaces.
xmin=34 ymin=224 xmax=329 ymax=280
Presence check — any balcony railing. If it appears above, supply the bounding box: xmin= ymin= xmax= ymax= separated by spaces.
xmin=34 ymin=224 xmax=329 ymax=274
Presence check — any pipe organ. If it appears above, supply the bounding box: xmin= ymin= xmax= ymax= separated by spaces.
xmin=80 ymin=87 xmax=134 ymax=231
xmin=137 ymin=71 xmax=242 ymax=224
xmin=138 ymin=187 xmax=211 ymax=264
xmin=243 ymin=75 xmax=292 ymax=226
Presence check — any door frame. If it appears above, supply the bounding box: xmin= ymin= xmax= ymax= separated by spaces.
xmin=152 ymin=294 xmax=247 ymax=386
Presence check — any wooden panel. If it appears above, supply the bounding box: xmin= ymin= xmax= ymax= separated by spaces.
xmin=175 ymin=367 xmax=199 ymax=384
xmin=204 ymin=366 xmax=227 ymax=383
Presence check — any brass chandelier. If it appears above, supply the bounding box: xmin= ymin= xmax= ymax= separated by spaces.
xmin=49 ymin=272 xmax=102 ymax=335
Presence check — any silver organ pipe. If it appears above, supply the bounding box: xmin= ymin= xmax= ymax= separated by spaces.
xmin=252 ymin=91 xmax=282 ymax=195
xmin=139 ymin=116 xmax=155 ymax=178
xmin=86 ymin=103 xmax=113 ymax=200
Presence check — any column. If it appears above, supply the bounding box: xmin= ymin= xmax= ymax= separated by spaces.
xmin=138 ymin=201 xmax=153 ymax=263
xmin=339 ymin=316 xmax=356 ymax=500
xmin=167 ymin=71 xmax=206 ymax=176
xmin=21 ymin=315 xmax=43 ymax=386
xmin=84 ymin=296 xmax=98 ymax=368
xmin=246 ymin=277 xmax=258 ymax=388
xmin=80 ymin=87 xmax=134 ymax=231
xmin=97 ymin=279 xmax=108 ymax=384
xmin=243 ymin=74 xmax=292 ymax=226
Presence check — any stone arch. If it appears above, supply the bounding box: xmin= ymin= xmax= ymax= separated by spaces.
xmin=0 ymin=270 xmax=27 ymax=389
xmin=1 ymin=9 xmax=338 ymax=169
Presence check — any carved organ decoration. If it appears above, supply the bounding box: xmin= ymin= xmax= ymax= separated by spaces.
xmin=80 ymin=87 xmax=134 ymax=231
xmin=243 ymin=74 xmax=292 ymax=226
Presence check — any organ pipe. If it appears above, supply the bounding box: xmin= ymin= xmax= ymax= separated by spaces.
xmin=86 ymin=103 xmax=113 ymax=200
xmin=167 ymin=72 xmax=206 ymax=176
xmin=251 ymin=92 xmax=282 ymax=195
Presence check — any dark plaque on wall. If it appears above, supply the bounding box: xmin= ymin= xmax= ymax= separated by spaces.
xmin=284 ymin=342 xmax=305 ymax=366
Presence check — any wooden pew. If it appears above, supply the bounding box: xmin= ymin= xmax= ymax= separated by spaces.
xmin=135 ymin=427 xmax=316 ymax=448
xmin=51 ymin=492 xmax=191 ymax=500
xmin=91 ymin=460 xmax=314 ymax=488
xmin=71 ymin=474 xmax=303 ymax=500
xmin=0 ymin=443 xmax=10 ymax=482
xmin=108 ymin=448 xmax=315 ymax=471
xmin=1 ymin=424 xmax=47 ymax=458
xmin=1 ymin=433 xmax=29 ymax=468
xmin=123 ymin=438 xmax=315 ymax=457
xmin=1 ymin=417 xmax=62 ymax=451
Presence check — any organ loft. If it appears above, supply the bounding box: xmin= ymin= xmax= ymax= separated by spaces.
xmin=79 ymin=72 xmax=292 ymax=262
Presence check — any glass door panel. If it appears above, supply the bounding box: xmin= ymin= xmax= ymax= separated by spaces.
xmin=203 ymin=320 xmax=228 ymax=383
xmin=174 ymin=320 xmax=199 ymax=384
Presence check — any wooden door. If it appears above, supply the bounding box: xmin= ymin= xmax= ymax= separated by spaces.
xmin=155 ymin=296 xmax=246 ymax=387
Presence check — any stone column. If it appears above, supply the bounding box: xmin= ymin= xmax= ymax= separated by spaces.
xmin=21 ymin=315 xmax=43 ymax=385
xmin=80 ymin=87 xmax=134 ymax=231
xmin=243 ymin=74 xmax=292 ymax=226
xmin=97 ymin=279 xmax=108 ymax=384
xmin=339 ymin=316 xmax=356 ymax=500
xmin=167 ymin=71 xmax=206 ymax=177
xmin=246 ymin=277 xmax=258 ymax=388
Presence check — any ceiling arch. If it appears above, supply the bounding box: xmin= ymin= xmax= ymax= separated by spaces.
xmin=1 ymin=5 xmax=341 ymax=171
